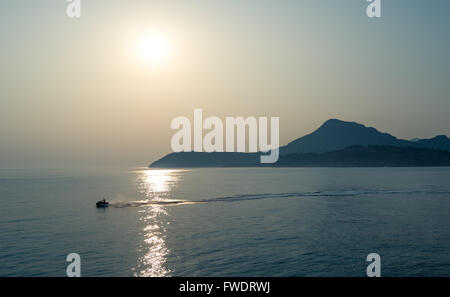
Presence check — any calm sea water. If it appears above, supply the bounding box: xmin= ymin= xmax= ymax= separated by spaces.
xmin=0 ymin=167 xmax=449 ymax=277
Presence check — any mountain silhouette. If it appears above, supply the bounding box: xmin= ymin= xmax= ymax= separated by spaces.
xmin=149 ymin=146 xmax=450 ymax=168
xmin=280 ymin=119 xmax=450 ymax=155
xmin=412 ymin=135 xmax=450 ymax=151
xmin=149 ymin=119 xmax=450 ymax=168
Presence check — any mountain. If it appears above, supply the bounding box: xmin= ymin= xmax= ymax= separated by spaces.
xmin=149 ymin=146 xmax=450 ymax=168
xmin=413 ymin=135 xmax=450 ymax=151
xmin=149 ymin=119 xmax=450 ymax=168
xmin=280 ymin=119 xmax=450 ymax=155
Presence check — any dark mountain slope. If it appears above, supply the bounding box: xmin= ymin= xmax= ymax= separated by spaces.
xmin=280 ymin=119 xmax=410 ymax=155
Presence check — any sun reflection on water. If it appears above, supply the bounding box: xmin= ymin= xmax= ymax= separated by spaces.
xmin=134 ymin=169 xmax=182 ymax=277
xmin=138 ymin=169 xmax=180 ymax=197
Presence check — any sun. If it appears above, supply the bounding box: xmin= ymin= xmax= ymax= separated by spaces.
xmin=138 ymin=33 xmax=170 ymax=65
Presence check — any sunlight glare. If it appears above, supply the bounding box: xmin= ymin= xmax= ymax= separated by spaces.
xmin=138 ymin=33 xmax=170 ymax=65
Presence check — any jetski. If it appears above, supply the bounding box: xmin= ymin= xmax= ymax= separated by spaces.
xmin=96 ymin=199 xmax=109 ymax=208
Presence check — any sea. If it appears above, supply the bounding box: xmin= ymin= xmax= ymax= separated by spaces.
xmin=0 ymin=167 xmax=449 ymax=277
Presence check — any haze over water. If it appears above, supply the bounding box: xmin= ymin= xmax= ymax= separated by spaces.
xmin=1 ymin=167 xmax=449 ymax=277
xmin=2 ymin=1 xmax=450 ymax=168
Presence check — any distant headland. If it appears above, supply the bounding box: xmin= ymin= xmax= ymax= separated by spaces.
xmin=150 ymin=119 xmax=450 ymax=168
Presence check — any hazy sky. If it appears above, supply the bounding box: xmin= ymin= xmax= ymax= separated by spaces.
xmin=1 ymin=0 xmax=449 ymax=168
